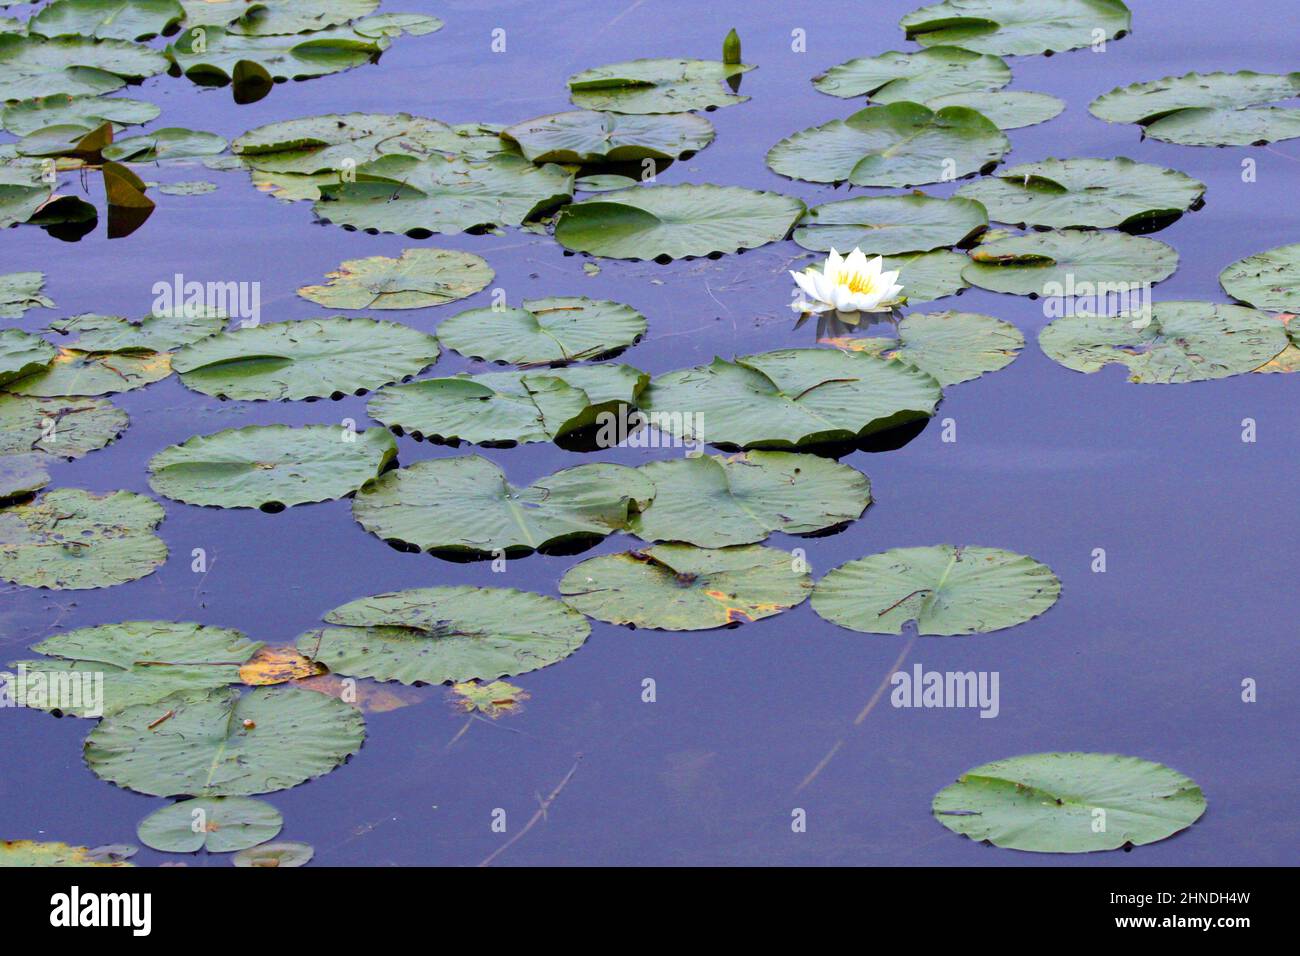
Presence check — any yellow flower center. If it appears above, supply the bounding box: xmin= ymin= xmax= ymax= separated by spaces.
xmin=835 ymin=270 xmax=879 ymax=296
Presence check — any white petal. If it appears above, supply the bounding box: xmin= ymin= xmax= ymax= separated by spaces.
xmin=824 ymin=249 xmax=844 ymax=283
xmin=790 ymin=270 xmax=820 ymax=299
xmin=877 ymin=269 xmax=900 ymax=289
xmin=844 ymin=247 xmax=870 ymax=277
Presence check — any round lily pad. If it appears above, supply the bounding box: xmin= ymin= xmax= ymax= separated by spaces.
xmin=0 ymin=34 xmax=168 ymax=102
xmin=794 ymin=193 xmax=988 ymax=255
xmin=3 ymin=347 xmax=173 ymax=397
xmin=0 ymin=487 xmax=167 ymax=590
xmin=961 ymin=229 xmax=1179 ymax=297
xmin=436 ymin=296 xmax=646 ymax=364
xmin=829 ymin=311 xmax=1024 ymax=386
xmin=149 ymin=424 xmax=396 ymax=510
xmin=173 ymin=317 xmax=440 ymax=401
xmin=629 ymin=452 xmax=871 ymax=548
xmin=813 ymin=46 xmax=1010 ymax=102
xmin=901 ymin=0 xmax=1132 ymax=56
xmin=555 ymin=183 xmax=804 ymax=261
xmin=767 ymin=102 xmax=1009 ymax=188
xmin=1142 ymin=105 xmax=1300 ymax=147
xmin=351 ymin=455 xmax=653 ymax=558
xmin=933 ymin=753 xmax=1206 ymax=852
xmin=231 ymin=841 xmax=314 ymax=867
xmin=137 ymin=797 xmax=283 ymax=853
xmin=1 ymin=93 xmax=160 ymax=136
xmin=297 ymin=248 xmax=493 ymax=310
xmin=560 ymin=543 xmax=814 ymax=631
xmin=501 ymin=110 xmax=714 ymax=164
xmin=955 ymin=157 xmax=1205 ymax=231
xmin=640 ymin=348 xmax=942 ymax=449
xmin=1038 ymin=301 xmax=1287 ymax=383
xmin=84 ymin=685 xmax=366 ymax=797
xmin=812 ymin=544 xmax=1060 ymax=635
xmin=101 ymin=127 xmax=228 ymax=162
xmin=49 ymin=309 xmax=226 ymax=352
xmin=0 ymin=329 xmax=56 ymax=387
xmin=877 ymin=250 xmax=970 ymax=303
xmin=0 ymin=394 xmax=128 ymax=459
xmin=226 ymin=0 xmax=378 ymax=36
xmin=29 ymin=0 xmax=185 ymax=42
xmin=567 ymin=58 xmax=753 ymax=113
xmin=298 ymin=585 xmax=591 ymax=684
xmin=924 ymin=90 xmax=1065 ymax=129
xmin=164 ymin=24 xmax=385 ymax=84
xmin=1219 ymin=242 xmax=1300 ymax=313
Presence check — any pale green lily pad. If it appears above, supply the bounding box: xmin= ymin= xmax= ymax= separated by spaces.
xmin=1089 ymin=71 xmax=1300 ymax=127
xmin=0 ymin=178 xmax=52 ymax=229
xmin=102 ymin=127 xmax=228 ymax=162
xmin=901 ymin=0 xmax=1132 ymax=56
xmin=1219 ymin=242 xmax=1300 ymax=313
xmin=767 ymin=102 xmax=1009 ymax=188
xmin=29 ymin=0 xmax=185 ymax=41
xmin=813 ymin=46 xmax=1009 ymax=102
xmin=1038 ymin=301 xmax=1288 ymax=383
xmin=629 ymin=451 xmax=871 ymax=548
xmin=924 ymin=91 xmax=1065 ymax=129
xmin=9 ymin=620 xmax=261 ymax=716
xmin=353 ymin=13 xmax=442 ymax=38
xmin=555 ymin=184 xmax=804 ymax=261
xmin=173 ymin=317 xmax=440 ymax=401
xmin=2 ymin=347 xmax=173 ymax=397
xmin=149 ymin=423 xmax=396 ymax=509
xmin=962 ymin=229 xmax=1179 ymax=297
xmin=227 ymin=0 xmax=378 ymax=36
xmin=829 ymin=311 xmax=1024 ymax=386
xmin=84 ymin=685 xmax=366 ymax=797
xmin=138 ymin=797 xmax=283 ymax=853
xmin=794 ymin=193 xmax=987 ymax=255
xmin=158 ymin=179 xmax=217 ymax=195
xmin=0 ymin=394 xmax=128 ymax=458
xmin=0 ymin=487 xmax=167 ymax=590
xmin=352 ymin=455 xmax=652 ymax=558
xmin=879 ymin=250 xmax=969 ymax=303
xmin=232 ymin=840 xmax=313 ymax=867
xmin=437 ymin=296 xmax=646 ymax=364
xmin=164 ymin=23 xmax=386 ymax=84
xmin=315 ymin=153 xmax=573 ymax=236
xmin=298 ymin=248 xmax=493 ymax=310
xmin=560 ymin=543 xmax=813 ymax=631
xmin=501 ymin=110 xmax=714 ymax=164
xmin=575 ymin=173 xmax=639 ymax=192
xmin=298 ymin=585 xmax=591 ymax=684
xmin=568 ymin=58 xmax=753 ymax=113
xmin=0 ymin=840 xmax=133 ymax=866
xmin=955 ymin=157 xmax=1204 ymax=230
xmin=176 ymin=0 xmax=245 ymax=28
xmin=0 ymin=272 xmax=54 ymax=318
xmin=0 ymin=329 xmax=57 ymax=387
xmin=0 ymin=453 xmax=49 ymax=498
xmin=641 ymin=348 xmax=942 ymax=449
xmin=934 ymin=753 xmax=1206 ymax=852
xmin=368 ymin=363 xmax=647 ymax=446
xmin=49 ymin=309 xmax=226 ymax=352
xmin=812 ymin=544 xmax=1061 ymax=635
xmin=1 ymin=94 xmax=160 ymax=136
xmin=0 ymin=34 xmax=168 ymax=102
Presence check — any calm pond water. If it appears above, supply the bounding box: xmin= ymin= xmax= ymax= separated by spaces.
xmin=1 ymin=0 xmax=1297 ymax=866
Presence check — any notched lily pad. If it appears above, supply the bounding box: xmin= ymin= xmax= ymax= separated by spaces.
xmin=298 ymin=248 xmax=493 ymax=310
xmin=0 ymin=329 xmax=57 ymax=387
xmin=1219 ymin=243 xmax=1300 ymax=313
xmin=137 ymin=796 xmax=283 ymax=854
xmin=501 ymin=110 xmax=714 ymax=164
xmin=794 ymin=192 xmax=988 ymax=255
xmin=436 ymin=295 xmax=646 ymax=365
xmin=568 ymin=58 xmax=753 ymax=113
xmin=962 ymin=229 xmax=1179 ymax=297
xmin=813 ymin=46 xmax=1010 ymax=103
xmin=924 ymin=90 xmax=1064 ymax=129
xmin=825 ymin=311 xmax=1024 ymax=386
xmin=0 ymin=394 xmax=128 ymax=459
xmin=901 ymin=0 xmax=1132 ymax=56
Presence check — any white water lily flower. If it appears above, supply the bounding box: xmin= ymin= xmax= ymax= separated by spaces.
xmin=790 ymin=248 xmax=904 ymax=316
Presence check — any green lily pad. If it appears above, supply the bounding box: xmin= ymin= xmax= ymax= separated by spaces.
xmin=9 ymin=620 xmax=262 ymax=716
xmin=0 ymin=394 xmax=128 ymax=459
xmin=0 ymin=487 xmax=167 ymax=590
xmin=1219 ymin=242 xmax=1300 ymax=313
xmin=831 ymin=311 xmax=1024 ymax=386
xmin=568 ymin=58 xmax=753 ymax=113
xmin=29 ymin=0 xmax=185 ymax=41
xmin=157 ymin=179 xmax=217 ymax=195
xmin=924 ymin=90 xmax=1065 ymax=129
xmin=0 ymin=271 xmax=54 ymax=318
xmin=1038 ymin=302 xmax=1287 ymax=383
xmin=176 ymin=0 xmax=245 ymax=28
xmin=813 ymin=46 xmax=1010 ymax=102
xmin=876 ymin=250 xmax=970 ymax=303
xmin=102 ymin=127 xmax=228 ymax=162
xmin=368 ymin=363 xmax=648 ymax=446
xmin=1 ymin=94 xmax=160 ymax=136
xmin=560 ymin=543 xmax=813 ymax=630
xmin=1145 ymin=106 xmax=1300 ymax=147
xmin=298 ymin=585 xmax=591 ymax=684
xmin=353 ymin=13 xmax=442 ymax=38
xmin=149 ymin=423 xmax=396 ymax=509
xmin=3 ymin=346 xmax=173 ymax=397
xmin=0 ymin=329 xmax=57 ymax=387
xmin=352 ymin=455 xmax=652 ymax=558
xmin=933 ymin=753 xmax=1206 ymax=852
xmin=297 ymin=248 xmax=493 ymax=310
xmin=641 ymin=348 xmax=942 ymax=449
xmin=501 ymin=110 xmax=714 ymax=164
xmin=901 ymin=0 xmax=1132 ymax=56
xmin=0 ymin=178 xmax=52 ymax=229
xmin=0 ymin=33 xmax=168 ymax=102
xmin=961 ymin=229 xmax=1179 ymax=297
xmin=0 ymin=839 xmax=133 ymax=866
xmin=767 ymin=102 xmax=1009 ymax=188
xmin=436 ymin=296 xmax=646 ymax=364
xmin=315 ymin=153 xmax=573 ymax=236
xmin=85 ymin=685 xmax=365 ymax=797
xmin=173 ymin=317 xmax=440 ymax=401
xmin=226 ymin=0 xmax=378 ymax=36
xmin=231 ymin=840 xmax=313 ymax=867
xmin=555 ymin=184 xmax=804 ymax=261
xmin=574 ymin=173 xmax=639 ymax=193
xmin=49 ymin=309 xmax=226 ymax=352
xmin=794 ymin=193 xmax=988 ymax=255
xmin=164 ymin=23 xmax=386 ymax=84
xmin=137 ymin=796 xmax=283 ymax=853
xmin=811 ymin=544 xmax=1061 ymax=635
xmin=955 ymin=157 xmax=1204 ymax=230
xmin=0 ymin=453 xmax=49 ymax=499
xmin=629 ymin=451 xmax=871 ymax=548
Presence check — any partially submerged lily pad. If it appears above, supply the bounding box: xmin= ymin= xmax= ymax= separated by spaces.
xmin=149 ymin=424 xmax=396 ymax=509
xmin=0 ymin=839 xmax=134 ymax=866
xmin=0 ymin=394 xmax=128 ymax=459
xmin=297 ymin=248 xmax=493 ymax=310
xmin=811 ymin=544 xmax=1061 ymax=635
xmin=629 ymin=451 xmax=871 ymax=547
xmin=436 ymin=296 xmax=646 ymax=364
xmin=351 ymin=455 xmax=653 ymax=558
xmin=84 ymin=685 xmax=366 ymax=797
xmin=794 ymin=193 xmax=987 ymax=255
xmin=1219 ymin=243 xmax=1300 ymax=313
xmin=232 ymin=840 xmax=314 ymax=867
xmin=813 ymin=46 xmax=1010 ymax=103
xmin=924 ymin=90 xmax=1065 ymax=129
xmin=555 ymin=184 xmax=804 ymax=261
xmin=0 ymin=329 xmax=57 ymax=387
xmin=560 ymin=543 xmax=813 ymax=630
xmin=298 ymin=585 xmax=591 ymax=684
xmin=901 ymin=0 xmax=1132 ymax=56
xmin=933 ymin=753 xmax=1206 ymax=852
xmin=164 ymin=24 xmax=387 ymax=85
xmin=827 ymin=311 xmax=1024 ymax=386
xmin=1038 ymin=302 xmax=1288 ymax=383
xmin=2 ymin=346 xmax=173 ymax=397
xmin=501 ymin=110 xmax=714 ymax=164
xmin=962 ymin=229 xmax=1179 ymax=297
xmin=568 ymin=58 xmax=753 ymax=113
xmin=450 ymin=680 xmax=528 ymax=717
xmin=137 ymin=796 xmax=283 ymax=853
xmin=101 ymin=127 xmax=228 ymax=162
xmin=0 ymin=487 xmax=167 ymax=589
